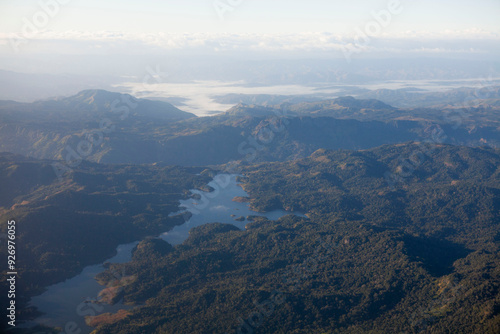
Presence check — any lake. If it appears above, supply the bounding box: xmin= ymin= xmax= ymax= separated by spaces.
xmin=25 ymin=174 xmax=305 ymax=333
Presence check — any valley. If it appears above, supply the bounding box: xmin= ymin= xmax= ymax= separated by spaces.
xmin=0 ymin=87 xmax=498 ymax=333
xmin=25 ymin=174 xmax=304 ymax=333
xmin=2 ymin=2 xmax=499 ymax=333
xmin=89 ymin=143 xmax=500 ymax=334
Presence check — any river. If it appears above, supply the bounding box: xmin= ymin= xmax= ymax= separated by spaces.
xmin=25 ymin=174 xmax=305 ymax=333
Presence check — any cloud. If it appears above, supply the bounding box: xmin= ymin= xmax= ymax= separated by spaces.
xmin=0 ymin=30 xmax=498 ymax=57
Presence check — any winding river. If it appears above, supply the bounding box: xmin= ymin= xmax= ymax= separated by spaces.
xmin=25 ymin=174 xmax=305 ymax=333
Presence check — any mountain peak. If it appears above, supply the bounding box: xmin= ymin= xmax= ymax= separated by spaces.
xmin=1 ymin=89 xmax=196 ymax=122
xmin=69 ymin=89 xmax=135 ymax=105
xmin=61 ymin=90 xmax=196 ymax=120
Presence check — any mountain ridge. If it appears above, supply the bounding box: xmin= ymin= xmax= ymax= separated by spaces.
xmin=0 ymin=89 xmax=197 ymax=122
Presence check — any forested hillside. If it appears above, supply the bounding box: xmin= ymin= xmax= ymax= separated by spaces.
xmin=0 ymin=153 xmax=210 ymax=324
xmin=1 ymin=91 xmax=498 ymax=167
xmin=91 ymin=143 xmax=500 ymax=333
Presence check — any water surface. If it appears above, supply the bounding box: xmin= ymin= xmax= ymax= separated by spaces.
xmin=26 ymin=174 xmax=304 ymax=333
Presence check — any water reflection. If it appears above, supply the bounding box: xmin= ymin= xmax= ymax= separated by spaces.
xmin=26 ymin=174 xmax=304 ymax=333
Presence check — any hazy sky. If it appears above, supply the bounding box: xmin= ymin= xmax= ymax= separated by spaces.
xmin=0 ymin=0 xmax=499 ymax=74
xmin=1 ymin=0 xmax=499 ymax=35
xmin=0 ymin=1 xmax=499 ymax=104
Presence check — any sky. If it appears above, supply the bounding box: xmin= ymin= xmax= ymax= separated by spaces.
xmin=0 ymin=0 xmax=499 ymax=55
xmin=1 ymin=0 xmax=499 ymax=35
xmin=0 ymin=0 xmax=499 ymax=106
xmin=0 ymin=3 xmax=498 ymax=79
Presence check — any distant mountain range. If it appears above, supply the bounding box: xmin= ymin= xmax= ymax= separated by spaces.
xmin=0 ymin=89 xmax=498 ymax=168
xmin=0 ymin=86 xmax=499 ymax=333
xmin=357 ymin=86 xmax=500 ymax=108
xmin=215 ymin=86 xmax=500 ymax=110
xmin=0 ymin=89 xmax=195 ymax=122
xmin=224 ymin=96 xmax=395 ymax=119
